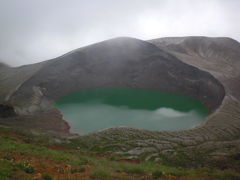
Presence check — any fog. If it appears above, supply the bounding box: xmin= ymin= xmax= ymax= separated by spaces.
xmin=0 ymin=0 xmax=239 ymax=66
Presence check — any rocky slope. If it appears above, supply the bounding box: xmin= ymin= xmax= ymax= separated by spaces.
xmin=1 ymin=37 xmax=224 ymax=114
xmin=0 ymin=36 xmax=239 ymax=158
xmin=149 ymin=36 xmax=240 ymax=100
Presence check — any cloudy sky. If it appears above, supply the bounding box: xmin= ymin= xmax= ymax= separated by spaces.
xmin=0 ymin=0 xmax=239 ymax=66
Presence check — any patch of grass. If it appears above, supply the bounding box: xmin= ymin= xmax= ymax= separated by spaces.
xmin=122 ymin=165 xmax=146 ymax=175
xmin=206 ymin=169 xmax=240 ymax=180
xmin=89 ymin=157 xmax=189 ymax=177
xmin=91 ymin=168 xmax=112 ymax=179
xmin=1 ymin=126 xmax=240 ymax=180
xmin=160 ymin=149 xmax=209 ymax=168
xmin=0 ymin=137 xmax=76 ymax=164
xmin=0 ymin=161 xmax=13 ymax=180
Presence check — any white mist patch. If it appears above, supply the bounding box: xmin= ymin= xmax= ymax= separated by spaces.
xmin=155 ymin=107 xmax=187 ymax=117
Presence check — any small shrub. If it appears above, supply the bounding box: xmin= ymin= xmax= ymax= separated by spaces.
xmin=152 ymin=170 xmax=164 ymax=179
xmin=16 ymin=162 xmax=35 ymax=174
xmin=42 ymin=173 xmax=53 ymax=180
xmin=91 ymin=168 xmax=112 ymax=179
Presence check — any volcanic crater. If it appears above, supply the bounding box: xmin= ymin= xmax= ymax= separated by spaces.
xmin=0 ymin=36 xmax=239 ymax=157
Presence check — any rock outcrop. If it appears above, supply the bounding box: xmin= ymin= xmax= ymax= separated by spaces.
xmin=0 ymin=104 xmax=16 ymax=118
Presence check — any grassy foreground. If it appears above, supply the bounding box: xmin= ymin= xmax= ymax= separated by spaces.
xmin=0 ymin=126 xmax=240 ymax=180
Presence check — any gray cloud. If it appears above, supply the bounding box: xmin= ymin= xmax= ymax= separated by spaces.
xmin=0 ymin=0 xmax=239 ymax=66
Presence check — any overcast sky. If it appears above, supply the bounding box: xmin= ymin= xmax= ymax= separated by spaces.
xmin=0 ymin=0 xmax=239 ymax=66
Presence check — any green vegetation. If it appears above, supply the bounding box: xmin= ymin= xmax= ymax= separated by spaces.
xmin=0 ymin=126 xmax=240 ymax=179
xmin=152 ymin=170 xmax=164 ymax=179
xmin=15 ymin=162 xmax=35 ymax=174
xmin=0 ymin=161 xmax=13 ymax=180
xmin=90 ymin=168 xmax=112 ymax=179
xmin=159 ymin=149 xmax=211 ymax=168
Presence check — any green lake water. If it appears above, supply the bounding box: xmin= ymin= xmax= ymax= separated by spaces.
xmin=55 ymin=88 xmax=209 ymax=134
